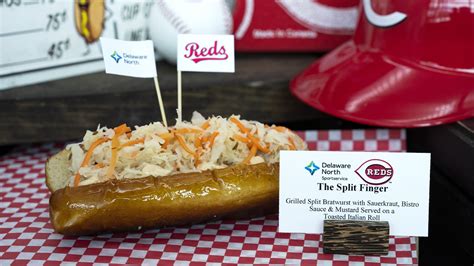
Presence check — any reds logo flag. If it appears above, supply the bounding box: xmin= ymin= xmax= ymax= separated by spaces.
xmin=177 ymin=34 xmax=235 ymax=73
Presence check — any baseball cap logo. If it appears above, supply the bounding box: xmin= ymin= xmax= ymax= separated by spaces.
xmin=363 ymin=0 xmax=407 ymax=27
xmin=111 ymin=51 xmax=122 ymax=63
xmin=355 ymin=159 xmax=393 ymax=185
xmin=305 ymin=161 xmax=320 ymax=176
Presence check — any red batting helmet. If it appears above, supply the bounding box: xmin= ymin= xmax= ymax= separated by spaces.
xmin=290 ymin=0 xmax=474 ymax=127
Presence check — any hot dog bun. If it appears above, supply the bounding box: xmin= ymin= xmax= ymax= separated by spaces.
xmin=48 ymin=152 xmax=278 ymax=235
xmin=46 ymin=149 xmax=72 ymax=193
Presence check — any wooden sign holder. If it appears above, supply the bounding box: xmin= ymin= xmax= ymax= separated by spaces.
xmin=323 ymin=220 xmax=389 ymax=255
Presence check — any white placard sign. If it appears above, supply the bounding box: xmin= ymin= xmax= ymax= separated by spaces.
xmin=100 ymin=38 xmax=156 ymax=78
xmin=0 ymin=0 xmax=155 ymax=90
xmin=177 ymin=34 xmax=235 ymax=73
xmin=279 ymin=151 xmax=431 ymax=237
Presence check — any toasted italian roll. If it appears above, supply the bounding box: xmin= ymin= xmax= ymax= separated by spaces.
xmin=47 ymin=112 xmax=306 ymax=235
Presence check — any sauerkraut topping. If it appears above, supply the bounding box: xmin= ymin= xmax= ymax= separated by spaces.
xmin=67 ymin=112 xmax=307 ymax=186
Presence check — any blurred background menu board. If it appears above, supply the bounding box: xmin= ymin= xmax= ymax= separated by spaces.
xmin=0 ymin=0 xmax=154 ymax=90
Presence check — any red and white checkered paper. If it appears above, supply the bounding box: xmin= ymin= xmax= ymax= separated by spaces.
xmin=0 ymin=129 xmax=417 ymax=265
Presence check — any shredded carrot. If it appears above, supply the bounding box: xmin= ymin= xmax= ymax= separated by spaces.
xmin=288 ymin=137 xmax=296 ymax=150
xmin=174 ymin=128 xmax=203 ymax=134
xmin=194 ymin=148 xmax=202 ymax=167
xmin=243 ymin=145 xmax=257 ymax=164
xmin=120 ymin=137 xmax=145 ymax=149
xmin=247 ymin=135 xmax=270 ymax=154
xmin=106 ymin=124 xmax=130 ymax=179
xmin=175 ymin=133 xmax=197 ymax=156
xmin=230 ymin=117 xmax=249 ymax=134
xmin=82 ymin=138 xmax=109 ymax=166
xmin=162 ymin=139 xmax=169 ymax=149
xmin=158 ymin=132 xmax=174 ymax=140
xmin=230 ymin=117 xmax=270 ymax=153
xmin=74 ymin=137 xmax=108 ymax=186
xmin=201 ymin=135 xmax=209 ymax=143
xmin=273 ymin=126 xmax=289 ymax=133
xmin=158 ymin=132 xmax=174 ymax=148
xmin=208 ymin=132 xmax=219 ymax=148
xmin=194 ymin=136 xmax=202 ymax=148
xmin=201 ymin=120 xmax=210 ymax=130
xmin=94 ymin=162 xmax=105 ymax=169
xmin=106 ymin=137 xmax=119 ymax=179
xmin=233 ymin=134 xmax=252 ymax=147
xmin=114 ymin=124 xmax=131 ymax=134
xmin=73 ymin=174 xmax=81 ymax=187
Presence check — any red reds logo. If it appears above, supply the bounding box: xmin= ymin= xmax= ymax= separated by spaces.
xmin=184 ymin=41 xmax=228 ymax=63
xmin=355 ymin=159 xmax=393 ymax=185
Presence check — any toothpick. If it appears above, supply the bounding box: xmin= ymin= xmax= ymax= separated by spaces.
xmin=153 ymin=76 xmax=168 ymax=127
xmin=177 ymin=70 xmax=182 ymax=122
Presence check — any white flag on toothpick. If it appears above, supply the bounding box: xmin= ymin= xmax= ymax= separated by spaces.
xmin=100 ymin=37 xmax=168 ymax=127
xmin=177 ymin=34 xmax=235 ymax=73
xmin=100 ymin=37 xmax=157 ymax=78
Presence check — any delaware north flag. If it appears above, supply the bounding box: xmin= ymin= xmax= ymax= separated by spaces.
xmin=100 ymin=37 xmax=157 ymax=78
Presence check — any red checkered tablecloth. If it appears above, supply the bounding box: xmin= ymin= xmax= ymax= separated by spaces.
xmin=0 ymin=129 xmax=417 ymax=265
